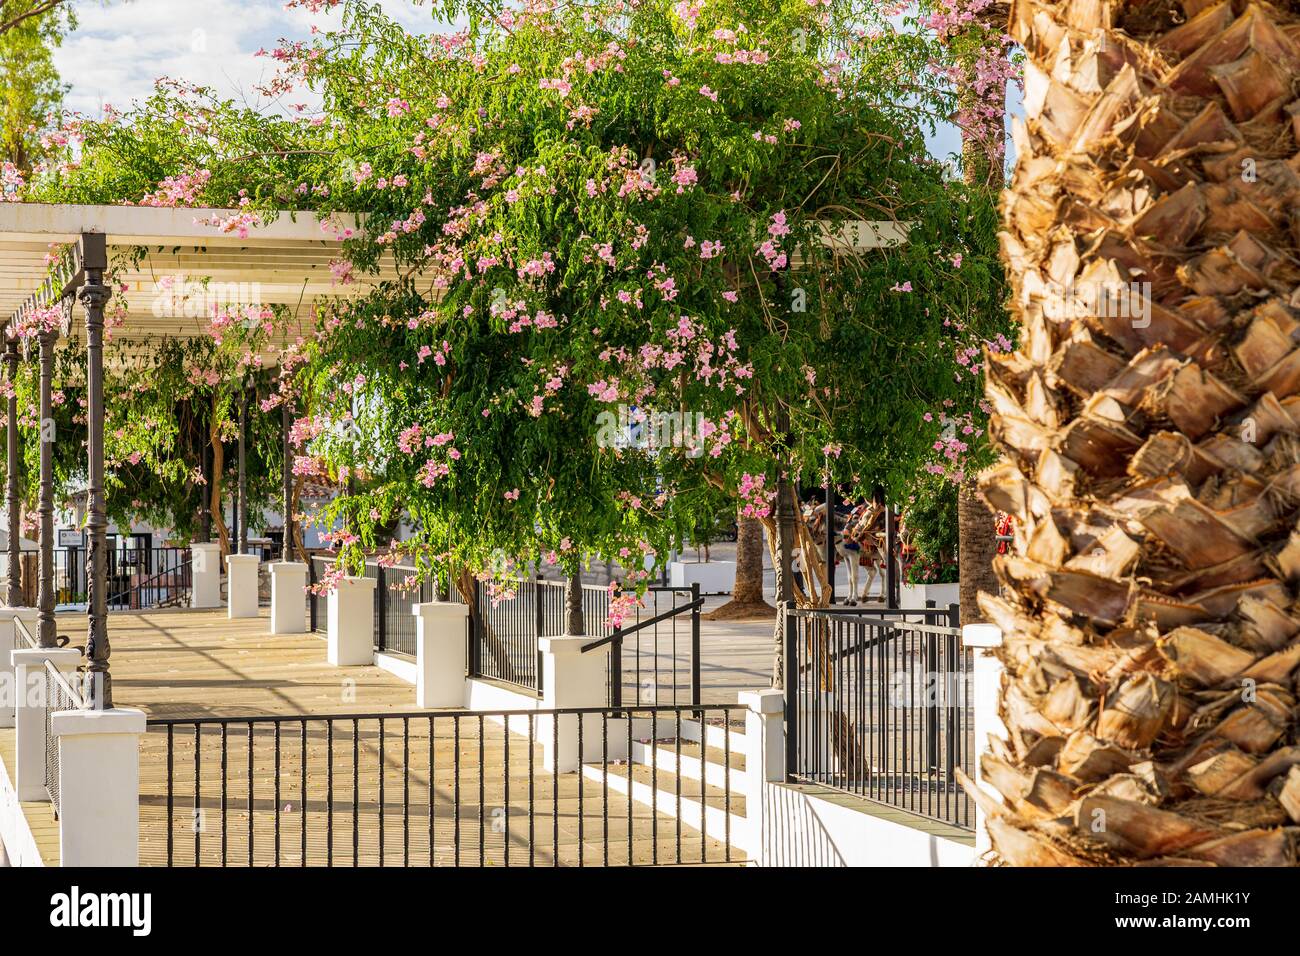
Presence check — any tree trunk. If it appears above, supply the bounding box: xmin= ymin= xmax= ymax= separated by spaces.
xmin=955 ymin=8 xmax=1008 ymax=627
xmin=706 ymin=512 xmax=775 ymax=620
xmin=770 ymin=475 xmax=797 ymax=688
xmin=957 ymin=479 xmax=999 ymax=624
xmin=209 ymin=425 xmax=229 ymax=558
xmin=975 ymin=0 xmax=1300 ymax=866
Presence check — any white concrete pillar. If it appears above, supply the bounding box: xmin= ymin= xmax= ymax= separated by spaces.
xmin=414 ymin=601 xmax=468 ymax=708
xmin=963 ymin=622 xmax=1004 ymax=862
xmin=190 ymin=542 xmax=222 ymax=609
xmin=327 ymin=575 xmax=376 ymax=666
xmin=225 ymin=553 xmax=260 ymax=619
xmin=269 ymin=561 xmax=308 ymax=634
xmin=52 ymin=707 xmax=146 ymax=866
xmin=11 ymin=646 xmax=80 ymax=802
xmin=539 ymin=635 xmax=608 ymax=772
xmin=740 ymin=688 xmax=784 ymax=867
xmin=0 ymin=606 xmax=38 ymax=728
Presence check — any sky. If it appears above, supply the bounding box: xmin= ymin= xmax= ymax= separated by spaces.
xmin=53 ymin=0 xmax=432 ymax=117
xmin=51 ymin=0 xmax=999 ymax=167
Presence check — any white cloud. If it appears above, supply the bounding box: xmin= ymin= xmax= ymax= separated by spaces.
xmin=54 ymin=0 xmax=433 ymax=117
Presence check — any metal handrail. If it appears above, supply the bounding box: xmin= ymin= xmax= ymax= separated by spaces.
xmin=145 ymin=701 xmax=747 ymax=727
xmin=13 ymin=613 xmax=36 ymax=649
xmin=106 ymin=554 xmax=192 ymax=607
xmin=788 ymin=605 xmax=954 ymax=618
xmin=44 ymin=657 xmax=87 ymax=709
xmin=579 ymin=596 xmax=705 ymax=652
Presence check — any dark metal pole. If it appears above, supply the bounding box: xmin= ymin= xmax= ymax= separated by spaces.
xmin=237 ymin=386 xmax=248 ymax=555
xmin=885 ymin=504 xmax=899 ymax=609
xmin=690 ymin=581 xmax=701 ymax=707
xmin=609 ymin=629 xmax=622 ymax=707
xmin=81 ymin=233 xmax=111 ymax=707
xmin=5 ymin=334 xmax=20 ymax=605
xmin=36 ymin=328 xmax=56 ymax=647
xmin=281 ymin=396 xmax=293 ymax=561
xmin=783 ymin=601 xmax=798 ymax=779
xmin=824 ymin=473 xmax=835 ymax=605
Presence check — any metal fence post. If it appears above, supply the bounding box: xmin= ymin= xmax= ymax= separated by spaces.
xmin=783 ymin=601 xmax=798 ymax=781
xmin=308 ymin=557 xmax=317 ymax=631
xmin=609 ymin=630 xmax=622 ymax=708
xmin=470 ymin=578 xmax=482 ymax=677
xmin=534 ymin=574 xmax=544 ymax=637
xmin=690 ymin=582 xmax=701 ymax=708
xmin=925 ymin=621 xmax=939 ymax=772
xmin=376 ymin=564 xmax=387 ymax=653
xmin=947 ymin=603 xmax=963 ymax=775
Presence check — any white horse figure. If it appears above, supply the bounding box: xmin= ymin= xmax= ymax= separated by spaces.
xmin=842 ymin=503 xmax=888 ymax=603
xmin=804 ymin=501 xmax=888 ymax=604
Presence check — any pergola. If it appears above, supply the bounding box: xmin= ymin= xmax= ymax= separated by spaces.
xmin=0 ymin=203 xmax=395 ymax=708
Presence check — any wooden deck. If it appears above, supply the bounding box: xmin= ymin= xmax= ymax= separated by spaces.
xmin=80 ymin=608 xmax=741 ymax=867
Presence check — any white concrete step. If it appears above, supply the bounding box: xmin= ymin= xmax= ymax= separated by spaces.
xmin=630 ymin=739 xmax=747 ymax=791
xmin=678 ymin=717 xmax=745 ymax=753
xmin=581 ymin=759 xmax=749 ymax=855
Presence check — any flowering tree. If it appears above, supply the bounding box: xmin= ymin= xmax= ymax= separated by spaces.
xmin=2 ymin=310 xmax=290 ymax=551
xmin=25 ymin=0 xmax=1009 ymax=670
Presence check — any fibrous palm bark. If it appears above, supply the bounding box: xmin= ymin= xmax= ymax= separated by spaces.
xmin=978 ymin=0 xmax=1300 ymax=865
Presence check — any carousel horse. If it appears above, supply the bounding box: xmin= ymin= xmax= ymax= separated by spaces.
xmin=803 ymin=500 xmax=871 ymax=603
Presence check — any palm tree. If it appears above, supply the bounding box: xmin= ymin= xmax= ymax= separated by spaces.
xmin=975 ymin=0 xmax=1300 ymax=865
xmin=708 ymin=513 xmax=775 ymax=620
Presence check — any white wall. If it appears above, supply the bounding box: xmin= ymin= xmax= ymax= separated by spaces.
xmin=759 ymin=783 xmax=974 ymax=867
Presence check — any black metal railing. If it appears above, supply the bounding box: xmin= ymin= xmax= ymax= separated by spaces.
xmin=141 ymin=704 xmax=744 ymax=867
xmin=783 ymin=603 xmax=973 ymax=829
xmin=106 ymin=548 xmax=193 ymax=610
xmin=369 ymin=563 xmax=434 ymax=658
xmin=472 ymin=578 xmax=702 ymax=703
xmin=470 ymin=576 xmax=548 ymax=692
xmin=55 ymin=547 xmax=86 ymax=605
xmin=581 ymin=584 xmax=704 ymax=708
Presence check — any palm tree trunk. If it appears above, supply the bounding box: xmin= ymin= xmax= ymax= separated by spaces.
xmin=706 ymin=512 xmax=775 ymax=620
xmin=975 ymin=0 xmax=1300 ymax=866
xmin=957 ymin=479 xmax=999 ymax=623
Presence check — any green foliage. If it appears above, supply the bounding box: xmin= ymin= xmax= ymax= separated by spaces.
xmin=0 ymin=0 xmax=70 ymax=171
xmin=902 ymin=469 xmax=958 ymax=584
xmin=26 ymin=0 xmax=1011 ymax=587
